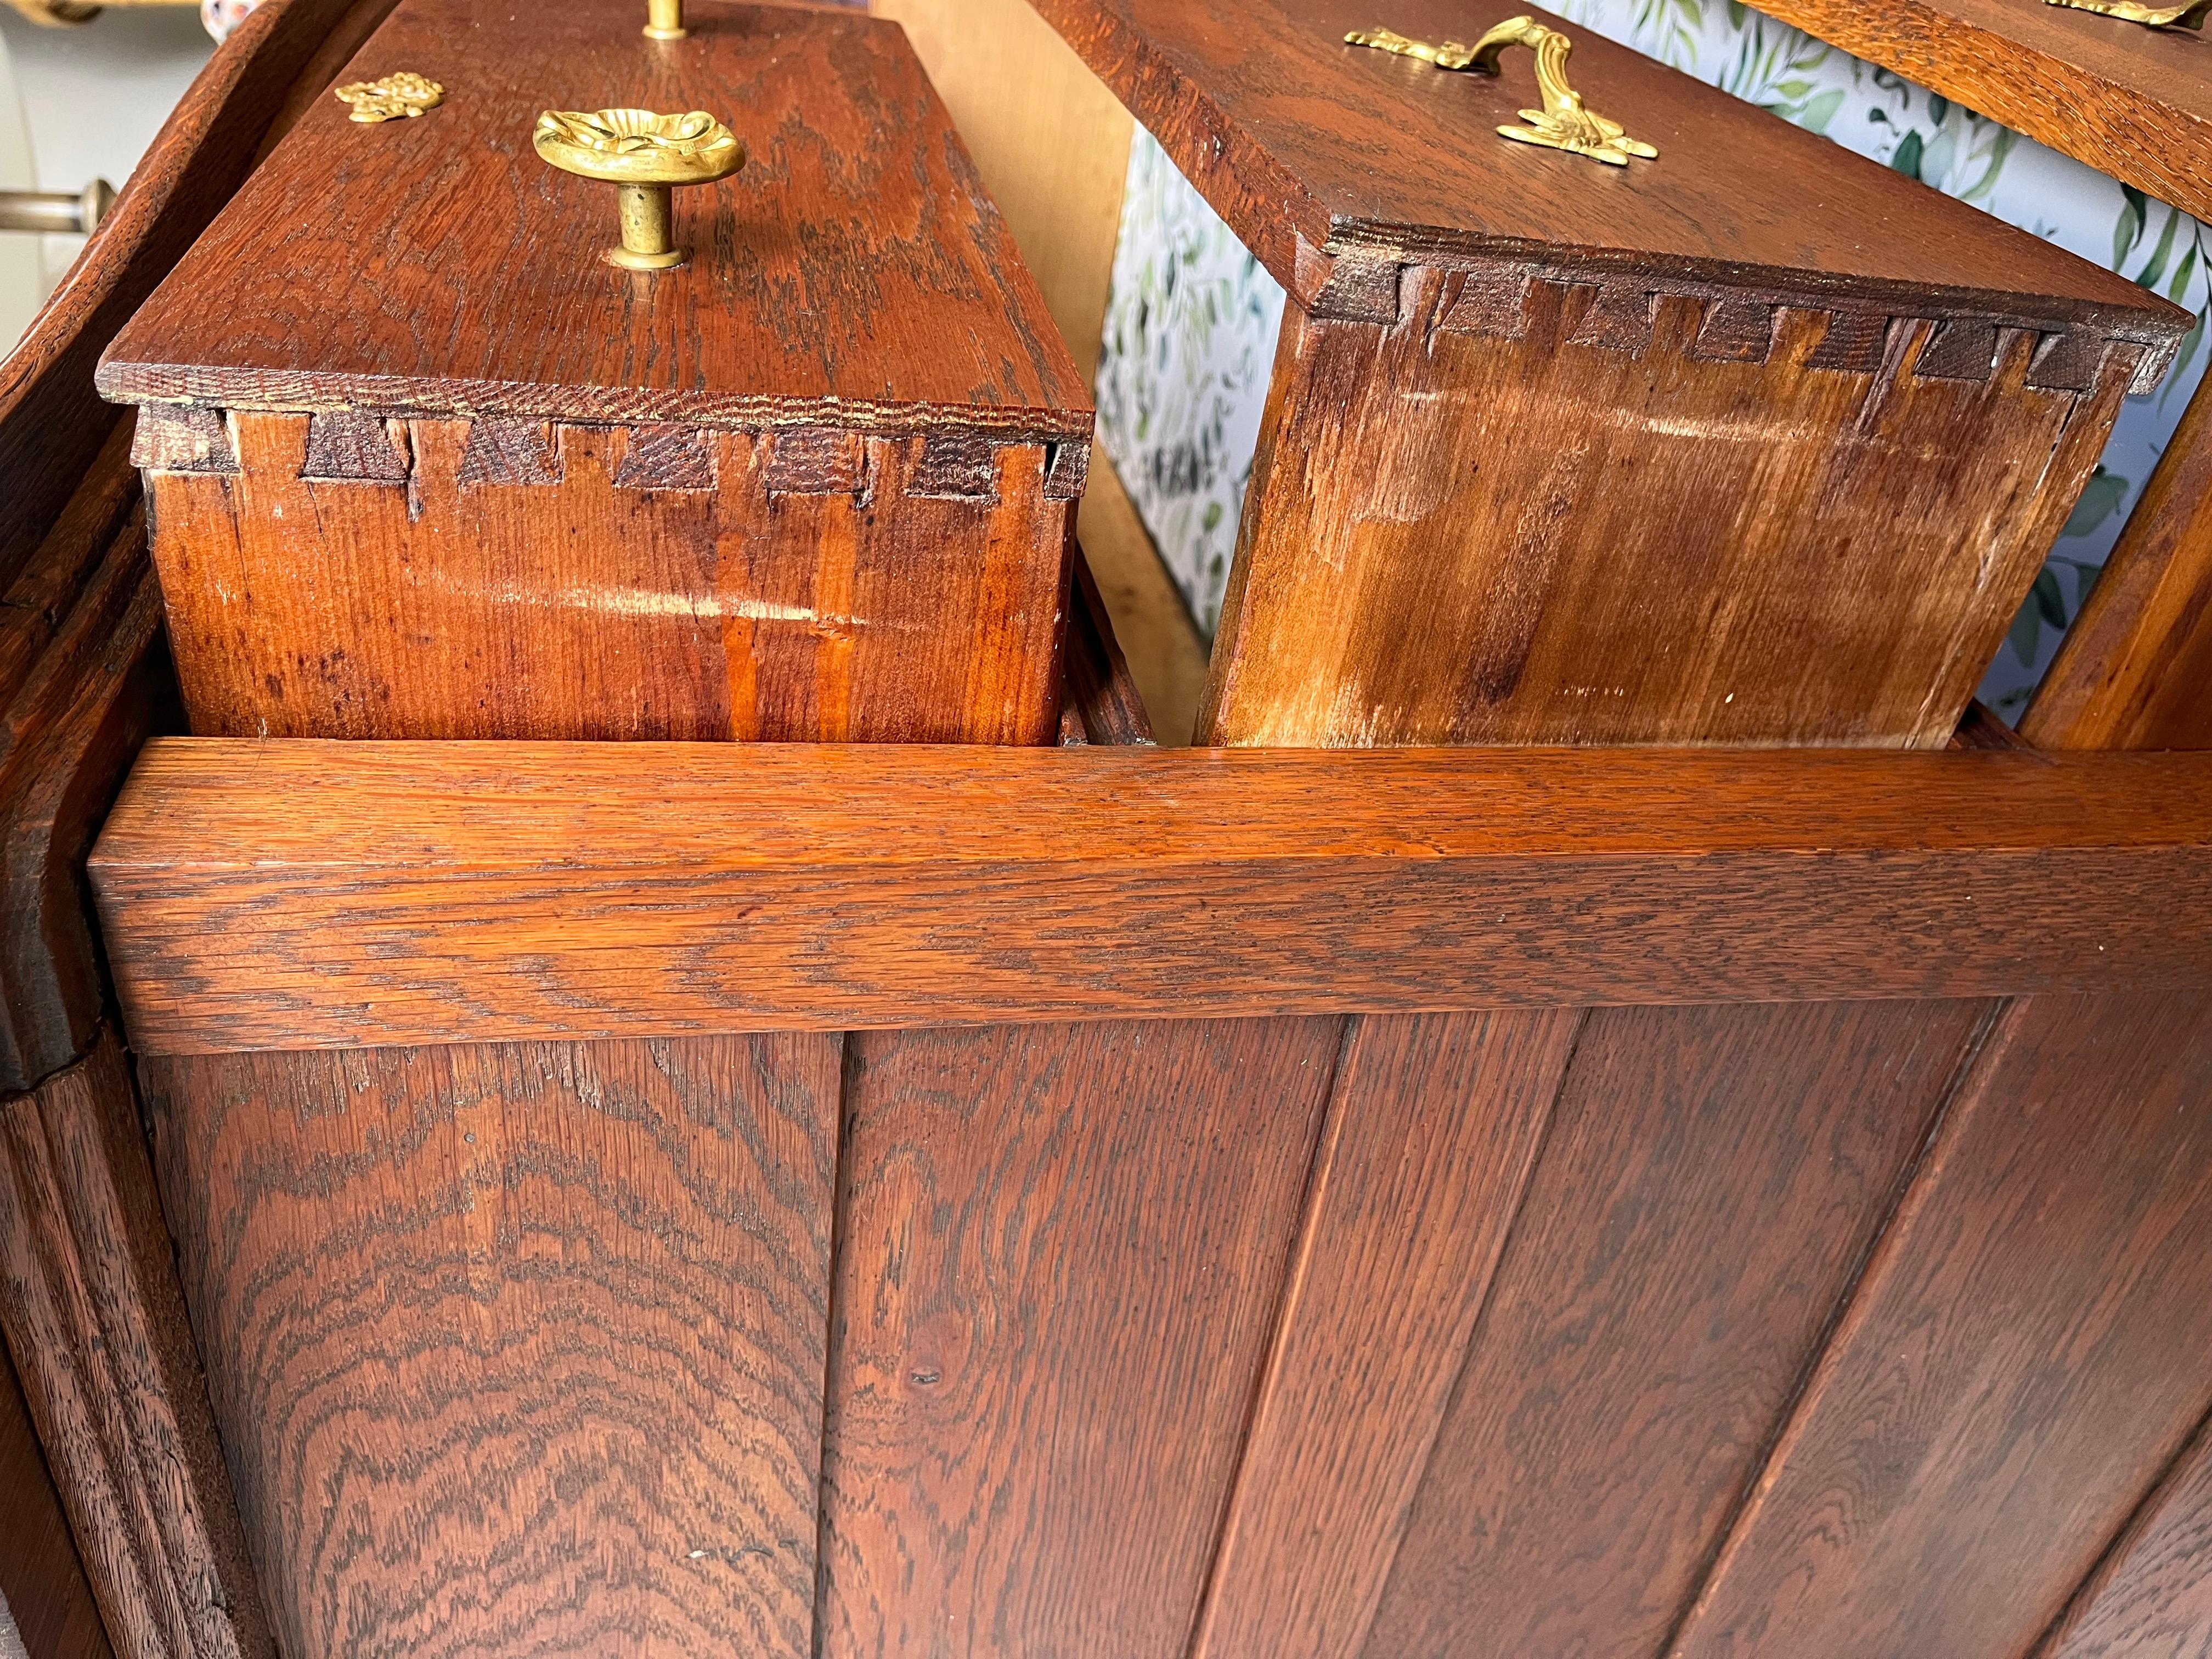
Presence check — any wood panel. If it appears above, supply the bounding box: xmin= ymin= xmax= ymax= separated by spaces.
xmin=870 ymin=0 xmax=1135 ymax=383
xmin=0 ymin=1332 xmax=113 ymax=1659
xmin=0 ymin=1033 xmax=273 ymax=1659
xmin=1199 ymin=276 xmax=2130 ymax=747
xmin=98 ymin=0 xmax=1089 ymax=439
xmin=0 ymin=0 xmax=398 ymax=581
xmin=1743 ymin=0 xmax=2212 ymax=229
xmin=140 ymin=414 xmax=1073 ymax=744
xmin=2027 ymin=366 xmax=2212 ymax=751
xmin=2041 ymin=1413 xmax=2212 ymax=1659
xmin=1353 ymin=999 xmax=1989 ymax=1659
xmin=815 ymin=1017 xmax=1341 ymax=1657
xmin=86 ymin=741 xmax=2212 ymax=1054
xmin=1673 ymin=991 xmax=2212 ymax=1659
xmin=140 ymin=1034 xmax=841 ymax=1659
xmin=1189 ymin=1009 xmax=1581 ymax=1659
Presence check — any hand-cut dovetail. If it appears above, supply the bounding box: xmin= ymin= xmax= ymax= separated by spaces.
xmin=1438 ymin=267 xmax=1534 ymax=339
xmin=1567 ymin=283 xmax=1657 ymax=353
xmin=458 ymin=419 xmax=561 ymax=486
xmin=613 ymin=424 xmax=718 ymax=491
xmin=1042 ymin=440 xmax=1091 ymax=501
xmin=907 ymin=431 xmax=1000 ymax=500
xmin=301 ymin=410 xmax=410 ymax=483
xmin=2025 ymin=329 xmax=2111 ymax=393
xmin=1692 ymin=298 xmax=1777 ymax=364
xmin=1801 ymin=308 xmax=1892 ymax=374
xmin=1306 ymin=252 xmax=1408 ymax=324
xmin=1915 ymin=318 xmax=2002 ymax=383
xmin=129 ymin=405 xmax=237 ymax=475
xmin=763 ymin=427 xmax=865 ymax=495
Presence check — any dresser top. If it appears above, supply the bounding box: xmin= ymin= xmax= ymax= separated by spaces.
xmin=99 ymin=0 xmax=1093 ymax=438
xmin=1030 ymin=0 xmax=2188 ymax=365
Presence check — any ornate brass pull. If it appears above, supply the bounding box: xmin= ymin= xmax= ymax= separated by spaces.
xmin=2044 ymin=0 xmax=2212 ymax=25
xmin=533 ymin=108 xmax=746 ymax=272
xmin=1345 ymin=16 xmax=1656 ymax=167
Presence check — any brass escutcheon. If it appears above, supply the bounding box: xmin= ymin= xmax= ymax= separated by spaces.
xmin=533 ymin=107 xmax=746 ymax=272
xmin=334 ymin=71 xmax=444 ymax=123
xmin=2045 ymin=0 xmax=2212 ymax=26
xmin=1345 ymin=16 xmax=1656 ymax=167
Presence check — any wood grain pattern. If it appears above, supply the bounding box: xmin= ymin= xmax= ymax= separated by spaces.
xmin=1357 ymin=999 xmax=1990 ymax=1659
xmin=0 ymin=1329 xmax=115 ymax=1659
xmin=0 ymin=0 xmax=397 ymax=582
xmin=141 ymin=1034 xmax=841 ymax=1659
xmin=2041 ymin=1413 xmax=2212 ymax=1659
xmin=871 ymin=0 xmax=1136 ymax=383
xmin=1023 ymin=0 xmax=2179 ymax=349
xmin=1058 ymin=546 xmax=1153 ymax=744
xmin=815 ymin=1017 xmax=1341 ymax=1657
xmin=141 ymin=413 xmax=1072 ymax=743
xmin=1198 ymin=277 xmax=2132 ymax=747
xmin=0 ymin=1032 xmax=274 ymax=1659
xmin=1744 ymin=0 xmax=2212 ymax=229
xmin=2027 ymin=366 xmax=2212 ymax=751
xmin=98 ymin=0 xmax=1088 ymax=437
xmin=1190 ymin=1009 xmax=1580 ymax=1659
xmin=1672 ymin=991 xmax=2212 ymax=1659
xmin=86 ymin=740 xmax=2212 ymax=1054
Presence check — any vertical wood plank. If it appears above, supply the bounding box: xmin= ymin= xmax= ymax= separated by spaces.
xmin=1190 ymin=1009 xmax=1582 ymax=1659
xmin=815 ymin=1016 xmax=1343 ymax=1659
xmin=1358 ymin=999 xmax=1994 ymax=1659
xmin=143 ymin=1035 xmax=840 ymax=1659
xmin=0 ymin=1250 xmax=116 ymax=1659
xmin=1672 ymin=991 xmax=2212 ymax=1659
xmin=2040 ymin=1412 xmax=2212 ymax=1659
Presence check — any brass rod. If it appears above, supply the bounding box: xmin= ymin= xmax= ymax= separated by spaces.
xmin=644 ymin=0 xmax=685 ymax=39
xmin=0 ymin=180 xmax=115 ymax=235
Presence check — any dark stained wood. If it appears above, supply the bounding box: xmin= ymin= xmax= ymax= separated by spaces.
xmin=139 ymin=414 xmax=1072 ymax=743
xmin=2041 ymin=1412 xmax=2212 ymax=1659
xmin=1197 ymin=282 xmax=2129 ymax=747
xmin=85 ymin=741 xmax=2212 ymax=1054
xmin=1673 ymin=991 xmax=2212 ymax=1659
xmin=1059 ymin=546 xmax=1154 ymax=744
xmin=2027 ymin=365 xmax=2212 ymax=751
xmin=140 ymin=1034 xmax=842 ymax=1659
xmin=815 ymin=1017 xmax=1341 ymax=1657
xmin=1745 ymin=0 xmax=2212 ymax=230
xmin=1026 ymin=0 xmax=2176 ymax=344
xmin=0 ymin=1335 xmax=114 ymax=1659
xmin=1190 ymin=1009 xmax=1579 ymax=1659
xmin=99 ymin=0 xmax=1088 ymax=437
xmin=0 ymin=557 xmax=178 ymax=1094
xmin=0 ymin=1032 xmax=274 ymax=1659
xmin=1355 ymin=999 xmax=1990 ymax=1659
xmin=0 ymin=0 xmax=398 ymax=584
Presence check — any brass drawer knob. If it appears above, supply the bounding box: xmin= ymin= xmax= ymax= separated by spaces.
xmin=533 ymin=107 xmax=746 ymax=272
xmin=645 ymin=0 xmax=687 ymax=38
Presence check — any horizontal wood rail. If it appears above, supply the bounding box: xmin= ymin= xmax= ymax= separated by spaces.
xmin=91 ymin=740 xmax=2212 ymax=1055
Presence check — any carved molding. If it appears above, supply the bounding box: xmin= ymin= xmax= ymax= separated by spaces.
xmin=0 ymin=1031 xmax=273 ymax=1659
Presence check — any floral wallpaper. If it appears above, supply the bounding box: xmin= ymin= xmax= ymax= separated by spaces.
xmin=1093 ymin=0 xmax=2212 ymax=716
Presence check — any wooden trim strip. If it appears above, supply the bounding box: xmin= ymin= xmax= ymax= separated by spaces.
xmin=87 ymin=741 xmax=2212 ymax=1056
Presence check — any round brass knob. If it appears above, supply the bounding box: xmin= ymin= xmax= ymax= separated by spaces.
xmin=532 ymin=107 xmax=746 ymax=272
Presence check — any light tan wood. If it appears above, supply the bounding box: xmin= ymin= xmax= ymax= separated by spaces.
xmin=872 ymin=0 xmax=1134 ymax=383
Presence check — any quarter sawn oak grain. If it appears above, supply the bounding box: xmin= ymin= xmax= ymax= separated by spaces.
xmin=86 ymin=741 xmax=2212 ymax=1054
